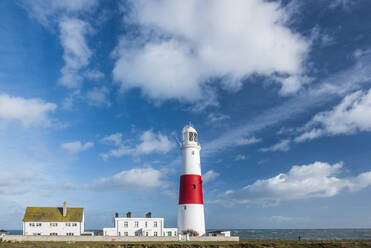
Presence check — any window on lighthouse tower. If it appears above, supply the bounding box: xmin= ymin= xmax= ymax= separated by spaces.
xmin=189 ymin=132 xmax=194 ymax=141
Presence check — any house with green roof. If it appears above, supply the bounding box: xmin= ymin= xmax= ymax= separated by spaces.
xmin=23 ymin=202 xmax=85 ymax=236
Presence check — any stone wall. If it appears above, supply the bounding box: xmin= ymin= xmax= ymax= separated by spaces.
xmin=2 ymin=235 xmax=239 ymax=242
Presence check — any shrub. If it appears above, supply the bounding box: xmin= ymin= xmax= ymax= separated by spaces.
xmin=182 ymin=229 xmax=199 ymax=236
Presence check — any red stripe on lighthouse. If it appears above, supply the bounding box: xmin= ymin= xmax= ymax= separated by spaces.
xmin=178 ymin=174 xmax=203 ymax=204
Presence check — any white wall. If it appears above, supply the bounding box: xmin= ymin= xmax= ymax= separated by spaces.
xmin=163 ymin=228 xmax=177 ymax=237
xmin=178 ymin=204 xmax=205 ymax=236
xmin=80 ymin=214 xmax=85 ymax=234
xmin=3 ymin=235 xmax=240 ymax=242
xmin=23 ymin=222 xmax=83 ymax=236
xmin=103 ymin=228 xmax=116 ymax=236
xmin=104 ymin=217 xmax=175 ymax=237
xmin=181 ymin=145 xmax=201 ymax=175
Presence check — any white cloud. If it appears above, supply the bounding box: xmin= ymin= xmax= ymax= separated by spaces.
xmin=93 ymin=167 xmax=165 ymax=189
xmin=234 ymin=154 xmax=247 ymax=161
xmin=58 ymin=18 xmax=93 ymax=88
xmin=203 ymin=53 xmax=371 ymax=154
xmin=203 ymin=170 xmax=219 ymax=183
xmin=60 ymin=141 xmax=94 ymax=154
xmin=0 ymin=171 xmax=37 ymax=195
xmin=220 ymin=161 xmax=371 ymax=205
xmin=101 ymin=146 xmax=133 ymax=161
xmin=113 ymin=0 xmax=309 ymax=106
xmin=84 ymin=70 xmax=104 ymax=80
xmin=260 ymin=139 xmax=290 ymax=152
xmin=310 ymin=25 xmax=335 ymax=48
xmin=101 ymin=133 xmax=123 ymax=147
xmin=86 ymin=87 xmax=111 ymax=107
xmin=101 ymin=130 xmax=175 ymax=160
xmin=207 ymin=113 xmax=230 ymax=123
xmin=20 ymin=0 xmax=102 ymax=109
xmin=136 ymin=130 xmax=174 ymax=154
xmin=62 ymin=182 xmax=79 ymax=190
xmin=0 ymin=94 xmax=56 ymax=127
xmin=295 ymin=129 xmax=323 ymax=143
xmin=205 ymin=136 xmax=261 ymax=154
xmin=296 ymin=89 xmax=371 ymax=142
xmin=277 ymin=75 xmax=313 ymax=96
xmin=235 ymin=137 xmax=261 ymax=146
xmin=354 ymin=49 xmax=371 ymax=58
xmin=20 ymin=0 xmax=98 ymax=27
xmin=329 ymin=0 xmax=353 ymax=9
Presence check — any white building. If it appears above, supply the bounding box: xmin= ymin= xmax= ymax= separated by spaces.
xmin=208 ymin=230 xmax=231 ymax=237
xmin=103 ymin=212 xmax=177 ymax=237
xmin=23 ymin=202 xmax=85 ymax=236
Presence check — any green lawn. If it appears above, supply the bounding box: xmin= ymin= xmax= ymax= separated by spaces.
xmin=1 ymin=240 xmax=371 ymax=248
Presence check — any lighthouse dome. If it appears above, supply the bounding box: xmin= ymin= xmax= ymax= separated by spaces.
xmin=182 ymin=124 xmax=197 ymax=134
xmin=182 ymin=124 xmax=199 ymax=146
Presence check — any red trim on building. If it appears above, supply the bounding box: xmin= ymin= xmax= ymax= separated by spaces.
xmin=178 ymin=174 xmax=203 ymax=204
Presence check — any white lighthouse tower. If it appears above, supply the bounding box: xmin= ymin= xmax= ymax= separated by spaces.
xmin=177 ymin=124 xmax=206 ymax=236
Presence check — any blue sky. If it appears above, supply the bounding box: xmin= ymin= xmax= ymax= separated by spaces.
xmin=1 ymin=0 xmax=371 ymax=230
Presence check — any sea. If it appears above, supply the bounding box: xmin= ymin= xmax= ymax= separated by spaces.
xmin=5 ymin=229 xmax=371 ymax=240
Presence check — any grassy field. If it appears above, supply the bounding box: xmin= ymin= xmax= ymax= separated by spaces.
xmin=1 ymin=240 xmax=371 ymax=248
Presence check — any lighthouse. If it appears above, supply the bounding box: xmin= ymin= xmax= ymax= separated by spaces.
xmin=177 ymin=124 xmax=206 ymax=236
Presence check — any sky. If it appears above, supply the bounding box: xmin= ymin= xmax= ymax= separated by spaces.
xmin=1 ymin=0 xmax=371 ymax=230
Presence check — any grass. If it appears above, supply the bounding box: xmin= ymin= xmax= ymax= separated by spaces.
xmin=1 ymin=240 xmax=371 ymax=248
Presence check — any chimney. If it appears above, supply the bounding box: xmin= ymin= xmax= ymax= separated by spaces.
xmin=63 ymin=202 xmax=67 ymax=217
xmin=126 ymin=211 xmax=131 ymax=218
xmin=146 ymin=212 xmax=152 ymax=218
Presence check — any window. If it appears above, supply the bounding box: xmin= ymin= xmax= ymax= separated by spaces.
xmin=72 ymin=223 xmax=77 ymax=227
xmin=192 ymin=150 xmax=195 ymax=155
xmin=154 ymin=221 xmax=157 ymax=227
xmin=49 ymin=233 xmax=58 ymax=236
xmin=194 ymin=133 xmax=198 ymax=142
xmin=154 ymin=231 xmax=158 ymax=236
xmin=29 ymin=223 xmax=35 ymax=227
xmin=36 ymin=223 xmax=42 ymax=227
xmin=124 ymin=221 xmax=128 ymax=228
xmin=145 ymin=221 xmax=147 ymax=227
xmin=146 ymin=232 xmax=149 ymax=236
xmin=124 ymin=232 xmax=128 ymax=236
xmin=67 ymin=233 xmax=74 ymax=236
xmin=184 ymin=205 xmax=187 ymax=210
xmin=189 ymin=132 xmax=194 ymax=141
xmin=66 ymin=223 xmax=71 ymax=227
xmin=50 ymin=223 xmax=58 ymax=227
xmin=192 ymin=184 xmax=196 ymax=189
xmin=135 ymin=221 xmax=139 ymax=227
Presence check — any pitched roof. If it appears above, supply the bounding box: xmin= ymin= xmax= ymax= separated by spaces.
xmin=23 ymin=207 xmax=84 ymax=222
